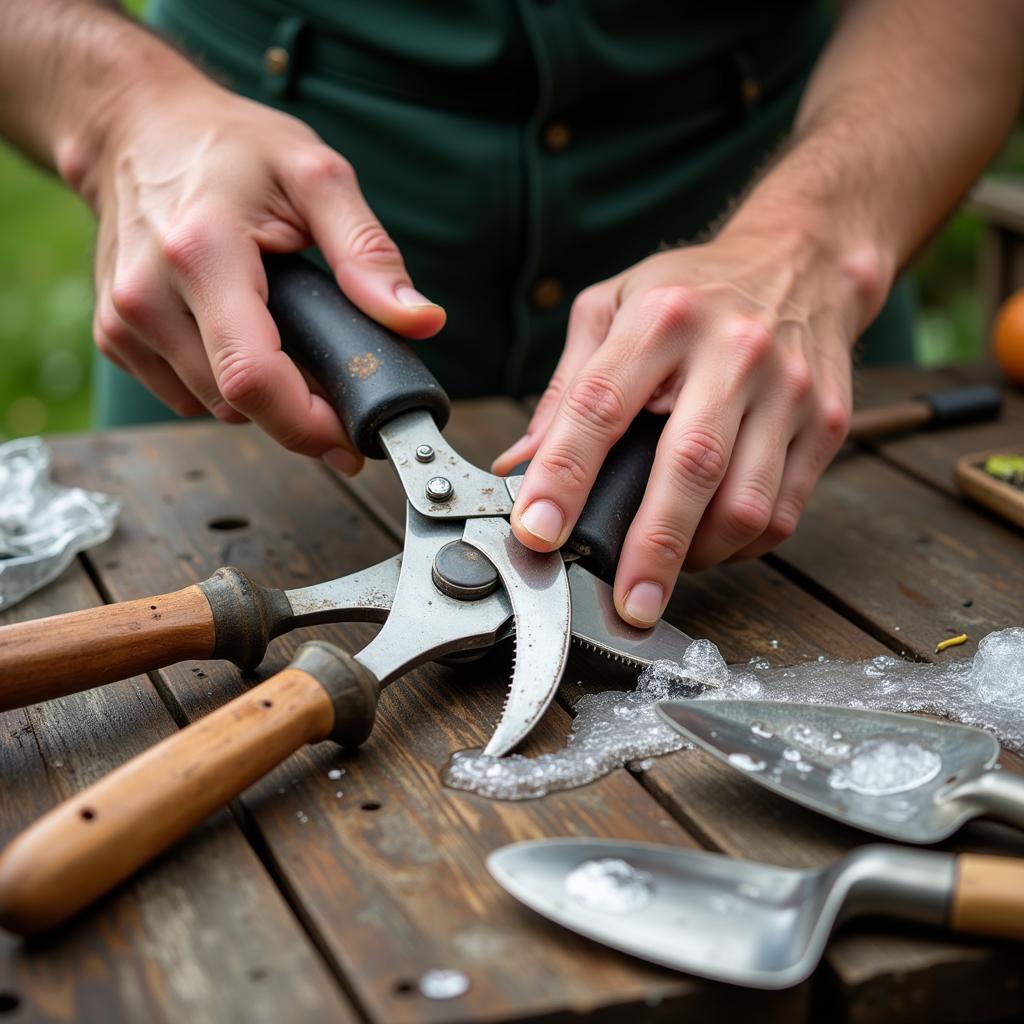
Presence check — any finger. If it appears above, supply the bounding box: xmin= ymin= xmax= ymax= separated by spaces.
xmin=167 ymin=226 xmax=363 ymax=468
xmin=730 ymin=396 xmax=850 ymax=560
xmin=510 ymin=286 xmax=698 ymax=552
xmin=282 ymin=147 xmax=446 ymax=340
xmin=492 ymin=285 xmax=614 ymax=474
xmin=110 ymin=265 xmax=244 ymax=423
xmin=612 ymin=372 xmax=746 ymax=626
xmin=93 ymin=307 xmax=206 ymax=417
xmin=682 ymin=411 xmax=791 ymax=571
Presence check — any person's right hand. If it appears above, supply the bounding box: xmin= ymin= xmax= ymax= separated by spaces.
xmin=78 ymin=77 xmax=445 ymax=475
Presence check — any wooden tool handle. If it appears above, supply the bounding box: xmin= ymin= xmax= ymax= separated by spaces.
xmin=848 ymin=400 xmax=932 ymax=440
xmin=0 ymin=664 xmax=336 ymax=935
xmin=0 ymin=586 xmax=217 ymax=710
xmin=949 ymin=854 xmax=1024 ymax=941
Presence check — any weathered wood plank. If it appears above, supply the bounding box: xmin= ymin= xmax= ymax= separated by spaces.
xmin=0 ymin=561 xmax=356 ymax=1024
xmin=52 ymin=423 xmax=804 ymax=1024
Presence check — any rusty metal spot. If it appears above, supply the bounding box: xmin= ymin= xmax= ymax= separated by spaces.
xmin=347 ymin=352 xmax=381 ymax=380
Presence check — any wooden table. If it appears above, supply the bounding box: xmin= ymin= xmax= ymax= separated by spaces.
xmin=1 ymin=364 xmax=1023 ymax=1024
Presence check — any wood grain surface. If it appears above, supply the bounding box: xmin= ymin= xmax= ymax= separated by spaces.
xmin=0 ymin=366 xmax=1021 ymax=1023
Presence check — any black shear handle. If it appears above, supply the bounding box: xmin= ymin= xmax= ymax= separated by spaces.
xmin=265 ymin=253 xmax=450 ymax=460
xmin=266 ymin=252 xmax=659 ymax=581
xmin=513 ymin=412 xmax=663 ymax=584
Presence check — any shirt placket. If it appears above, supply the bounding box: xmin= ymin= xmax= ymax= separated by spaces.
xmin=505 ymin=1 xmax=582 ymax=396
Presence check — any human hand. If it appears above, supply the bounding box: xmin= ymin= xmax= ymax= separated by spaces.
xmin=495 ymin=227 xmax=879 ymax=627
xmin=80 ymin=77 xmax=444 ymax=473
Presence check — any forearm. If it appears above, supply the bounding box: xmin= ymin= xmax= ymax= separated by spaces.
xmin=0 ymin=0 xmax=210 ymax=201
xmin=720 ymin=0 xmax=1024 ymax=325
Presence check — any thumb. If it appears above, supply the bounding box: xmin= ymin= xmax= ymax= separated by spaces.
xmin=286 ymin=149 xmax=446 ymax=339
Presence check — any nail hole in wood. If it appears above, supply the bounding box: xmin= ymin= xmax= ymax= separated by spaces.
xmin=150 ymin=605 xmax=157 ymax=611
xmin=0 ymin=992 xmax=20 ymax=1014
xmin=261 ymin=700 xmax=273 ymax=708
xmin=393 ymin=979 xmax=415 ymax=996
xmin=207 ymin=516 xmax=250 ymax=532
xmin=80 ymin=808 xmax=96 ymax=822
xmin=184 ymin=468 xmax=205 ymax=481
xmin=248 ymin=967 xmax=268 ymax=982
xmin=361 ymin=801 xmax=382 ymax=812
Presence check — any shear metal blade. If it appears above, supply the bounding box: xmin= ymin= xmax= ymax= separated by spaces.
xmin=463 ymin=518 xmax=571 ymax=757
xmin=566 ymin=565 xmax=693 ymax=670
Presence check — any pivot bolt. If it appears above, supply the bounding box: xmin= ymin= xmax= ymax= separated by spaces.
xmin=415 ymin=444 xmax=435 ymax=463
xmin=425 ymin=476 xmax=454 ymax=502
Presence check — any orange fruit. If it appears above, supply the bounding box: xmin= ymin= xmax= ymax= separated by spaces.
xmin=993 ymin=290 xmax=1024 ymax=384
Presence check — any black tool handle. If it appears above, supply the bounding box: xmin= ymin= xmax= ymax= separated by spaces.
xmin=919 ymin=385 xmax=1002 ymax=429
xmin=514 ymin=411 xmax=665 ymax=583
xmin=264 ymin=253 xmax=450 ymax=459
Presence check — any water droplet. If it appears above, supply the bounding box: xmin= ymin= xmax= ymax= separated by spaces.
xmin=728 ymin=752 xmax=766 ymax=772
xmin=737 ymin=882 xmax=761 ymax=899
xmin=327 ymin=768 xmax=345 ymax=780
xmin=750 ymin=720 xmax=774 ymax=739
xmin=768 ymin=639 xmax=780 ymax=649
xmin=564 ymin=858 xmax=655 ymax=913
xmin=782 ymin=747 xmax=802 ymax=762
xmin=419 ymin=968 xmax=470 ymax=1000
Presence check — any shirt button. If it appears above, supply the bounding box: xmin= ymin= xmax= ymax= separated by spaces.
xmin=264 ymin=46 xmax=290 ymax=76
xmin=531 ymin=277 xmax=565 ymax=311
xmin=541 ymin=121 xmax=572 ymax=152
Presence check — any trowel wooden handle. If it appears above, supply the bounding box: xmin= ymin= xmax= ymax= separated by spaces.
xmin=0 ymin=586 xmax=216 ymax=709
xmin=0 ymin=649 xmax=356 ymax=935
xmin=0 ymin=568 xmax=290 ymax=711
xmin=950 ymin=854 xmax=1024 ymax=941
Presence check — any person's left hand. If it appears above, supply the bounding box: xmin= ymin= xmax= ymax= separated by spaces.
xmin=493 ymin=226 xmax=879 ymax=628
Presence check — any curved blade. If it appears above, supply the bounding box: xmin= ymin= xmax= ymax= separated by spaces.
xmin=463 ymin=518 xmax=571 ymax=757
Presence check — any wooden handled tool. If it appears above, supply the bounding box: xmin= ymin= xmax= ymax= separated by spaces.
xmin=951 ymin=854 xmax=1024 ymax=941
xmin=0 ymin=642 xmax=377 ymax=935
xmin=0 ymin=568 xmax=291 ymax=711
xmin=847 ymin=385 xmax=1002 ymax=440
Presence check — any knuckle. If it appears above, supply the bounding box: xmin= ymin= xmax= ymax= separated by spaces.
xmin=345 ymin=220 xmax=400 ymax=264
xmin=568 ymin=285 xmax=606 ymax=326
xmin=781 ymin=356 xmax=813 ymax=403
xmin=637 ymin=520 xmax=690 ymax=566
xmin=160 ymin=222 xmax=212 ymax=276
xmin=96 ymin=306 xmax=133 ymax=347
xmin=293 ymin=147 xmax=356 ymax=189
xmin=562 ymin=373 xmax=629 ymax=436
xmin=110 ymin=274 xmax=154 ymax=328
xmin=723 ymin=492 xmax=773 ymax=541
xmin=666 ymin=428 xmax=728 ymax=491
xmin=767 ymin=500 xmax=802 ymax=543
xmin=536 ymin=445 xmax=590 ymax=490
xmin=818 ymin=395 xmax=851 ymax=445
xmin=729 ymin=317 xmax=774 ymax=370
xmin=641 ymin=285 xmax=697 ymax=336
xmin=215 ymin=349 xmax=270 ymax=411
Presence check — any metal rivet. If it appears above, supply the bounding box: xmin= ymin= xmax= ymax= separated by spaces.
xmin=415 ymin=444 xmax=435 ymax=463
xmin=425 ymin=476 xmax=454 ymax=502
xmin=264 ymin=46 xmax=289 ymax=75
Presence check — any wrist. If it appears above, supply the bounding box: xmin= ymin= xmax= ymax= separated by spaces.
xmin=53 ymin=30 xmax=211 ymax=207
xmin=718 ymin=195 xmax=895 ymax=334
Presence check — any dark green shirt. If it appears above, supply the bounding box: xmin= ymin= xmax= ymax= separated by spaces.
xmin=97 ymin=0 xmax=914 ymax=425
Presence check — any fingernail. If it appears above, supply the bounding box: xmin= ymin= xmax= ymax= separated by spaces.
xmin=323 ymin=447 xmax=361 ymax=477
xmin=623 ymin=581 xmax=664 ymax=627
xmin=518 ymin=499 xmax=564 ymax=545
xmin=396 ymin=285 xmax=438 ymax=308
